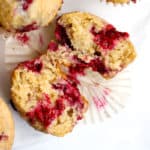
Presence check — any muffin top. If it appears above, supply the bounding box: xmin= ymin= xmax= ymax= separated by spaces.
xmin=106 ymin=0 xmax=136 ymax=4
xmin=0 ymin=98 xmax=14 ymax=150
xmin=0 ymin=0 xmax=63 ymax=31
xmin=56 ymin=12 xmax=136 ymax=78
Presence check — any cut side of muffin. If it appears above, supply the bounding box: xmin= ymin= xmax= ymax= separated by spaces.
xmin=0 ymin=98 xmax=14 ymax=150
xmin=11 ymin=43 xmax=88 ymax=137
xmin=0 ymin=0 xmax=63 ymax=32
xmin=55 ymin=12 xmax=136 ymax=79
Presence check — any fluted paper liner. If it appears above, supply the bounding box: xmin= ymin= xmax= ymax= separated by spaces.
xmin=78 ymin=68 xmax=131 ymax=124
xmin=0 ymin=25 xmax=55 ymax=71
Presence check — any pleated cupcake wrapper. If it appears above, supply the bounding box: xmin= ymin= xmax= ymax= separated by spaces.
xmin=99 ymin=0 xmax=140 ymax=6
xmin=0 ymin=26 xmax=54 ymax=71
xmin=78 ymin=69 xmax=131 ymax=124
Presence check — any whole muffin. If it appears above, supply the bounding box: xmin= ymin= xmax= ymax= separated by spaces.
xmin=0 ymin=98 xmax=14 ymax=150
xmin=11 ymin=43 xmax=88 ymax=137
xmin=106 ymin=0 xmax=136 ymax=4
xmin=55 ymin=12 xmax=136 ymax=79
xmin=0 ymin=0 xmax=63 ymax=32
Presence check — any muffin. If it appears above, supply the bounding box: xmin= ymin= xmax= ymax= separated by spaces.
xmin=11 ymin=43 xmax=88 ymax=137
xmin=0 ymin=98 xmax=14 ymax=150
xmin=0 ymin=0 xmax=63 ymax=32
xmin=55 ymin=12 xmax=136 ymax=79
xmin=106 ymin=0 xmax=136 ymax=4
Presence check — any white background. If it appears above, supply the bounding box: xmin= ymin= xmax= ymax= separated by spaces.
xmin=0 ymin=0 xmax=150 ymax=149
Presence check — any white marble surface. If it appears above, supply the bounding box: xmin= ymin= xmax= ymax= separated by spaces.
xmin=0 ymin=0 xmax=150 ymax=149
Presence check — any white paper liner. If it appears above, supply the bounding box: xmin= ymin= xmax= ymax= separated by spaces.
xmin=77 ymin=68 xmax=131 ymax=124
xmin=0 ymin=24 xmax=55 ymax=71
